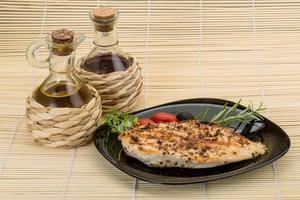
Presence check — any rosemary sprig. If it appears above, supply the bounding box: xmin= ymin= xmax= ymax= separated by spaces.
xmin=195 ymin=108 xmax=210 ymax=123
xmin=196 ymin=100 xmax=266 ymax=127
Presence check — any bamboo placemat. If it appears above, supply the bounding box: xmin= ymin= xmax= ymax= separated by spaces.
xmin=0 ymin=0 xmax=300 ymax=199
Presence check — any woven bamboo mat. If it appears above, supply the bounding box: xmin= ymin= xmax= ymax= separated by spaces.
xmin=0 ymin=0 xmax=300 ymax=199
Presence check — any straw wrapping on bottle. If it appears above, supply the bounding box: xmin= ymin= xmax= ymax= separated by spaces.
xmin=76 ymin=56 xmax=143 ymax=113
xmin=26 ymin=85 xmax=102 ymax=148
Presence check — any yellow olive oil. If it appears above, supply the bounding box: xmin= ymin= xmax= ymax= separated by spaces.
xmin=33 ymin=81 xmax=93 ymax=108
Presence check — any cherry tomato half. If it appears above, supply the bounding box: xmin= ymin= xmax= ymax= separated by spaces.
xmin=138 ymin=118 xmax=155 ymax=125
xmin=150 ymin=112 xmax=179 ymax=123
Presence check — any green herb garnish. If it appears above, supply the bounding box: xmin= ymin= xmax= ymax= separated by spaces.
xmin=103 ymin=109 xmax=138 ymax=133
xmin=196 ymin=100 xmax=266 ymax=127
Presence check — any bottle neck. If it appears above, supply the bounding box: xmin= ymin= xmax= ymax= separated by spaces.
xmin=49 ymin=52 xmax=75 ymax=73
xmin=93 ymin=21 xmax=118 ymax=47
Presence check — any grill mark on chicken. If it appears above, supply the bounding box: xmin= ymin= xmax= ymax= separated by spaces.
xmin=118 ymin=120 xmax=267 ymax=168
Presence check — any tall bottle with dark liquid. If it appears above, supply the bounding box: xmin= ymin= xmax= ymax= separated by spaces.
xmin=27 ymin=29 xmax=93 ymax=108
xmin=80 ymin=7 xmax=132 ymax=74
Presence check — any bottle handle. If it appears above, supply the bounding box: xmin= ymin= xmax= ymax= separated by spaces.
xmin=26 ymin=40 xmax=50 ymax=68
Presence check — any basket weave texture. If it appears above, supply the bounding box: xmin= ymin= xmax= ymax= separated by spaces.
xmin=26 ymin=85 xmax=102 ymax=148
xmin=76 ymin=56 xmax=143 ymax=113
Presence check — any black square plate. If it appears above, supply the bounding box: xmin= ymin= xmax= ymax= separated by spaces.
xmin=94 ymin=98 xmax=290 ymax=184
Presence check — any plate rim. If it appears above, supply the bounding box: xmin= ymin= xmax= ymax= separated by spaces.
xmin=94 ymin=98 xmax=291 ymax=184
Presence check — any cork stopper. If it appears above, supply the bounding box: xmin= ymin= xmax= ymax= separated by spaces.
xmin=91 ymin=7 xmax=118 ymax=32
xmin=51 ymin=29 xmax=74 ymax=56
xmin=93 ymin=7 xmax=116 ymax=21
xmin=52 ymin=29 xmax=74 ymax=44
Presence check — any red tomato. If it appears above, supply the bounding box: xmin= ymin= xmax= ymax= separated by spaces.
xmin=150 ymin=112 xmax=179 ymax=123
xmin=138 ymin=118 xmax=155 ymax=125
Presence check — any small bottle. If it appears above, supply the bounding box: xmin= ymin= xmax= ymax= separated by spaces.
xmin=27 ymin=29 xmax=93 ymax=108
xmin=80 ymin=7 xmax=132 ymax=74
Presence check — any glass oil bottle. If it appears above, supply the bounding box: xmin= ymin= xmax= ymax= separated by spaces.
xmin=27 ymin=29 xmax=93 ymax=108
xmin=80 ymin=7 xmax=133 ymax=74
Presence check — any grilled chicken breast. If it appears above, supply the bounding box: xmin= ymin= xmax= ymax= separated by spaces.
xmin=118 ymin=120 xmax=267 ymax=168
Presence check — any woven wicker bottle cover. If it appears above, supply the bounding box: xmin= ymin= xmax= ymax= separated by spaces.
xmin=26 ymin=29 xmax=102 ymax=148
xmin=76 ymin=7 xmax=143 ymax=113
